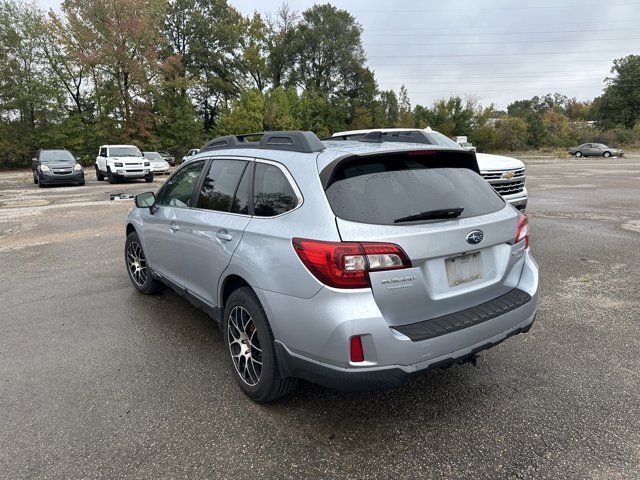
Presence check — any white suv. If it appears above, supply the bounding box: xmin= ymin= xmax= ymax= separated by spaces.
xmin=332 ymin=129 xmax=528 ymax=211
xmin=95 ymin=145 xmax=153 ymax=184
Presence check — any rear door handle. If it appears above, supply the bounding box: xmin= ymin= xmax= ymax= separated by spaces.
xmin=216 ymin=230 xmax=233 ymax=242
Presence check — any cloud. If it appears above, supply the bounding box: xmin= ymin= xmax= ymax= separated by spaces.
xmin=36 ymin=0 xmax=640 ymax=109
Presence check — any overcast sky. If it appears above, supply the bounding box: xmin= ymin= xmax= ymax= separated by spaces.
xmin=36 ymin=0 xmax=640 ymax=109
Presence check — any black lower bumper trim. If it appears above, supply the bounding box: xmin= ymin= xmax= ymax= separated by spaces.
xmin=275 ymin=317 xmax=534 ymax=392
xmin=394 ymin=288 xmax=532 ymax=342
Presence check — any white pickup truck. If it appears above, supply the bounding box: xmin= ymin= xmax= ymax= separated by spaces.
xmin=95 ymin=145 xmax=153 ymax=184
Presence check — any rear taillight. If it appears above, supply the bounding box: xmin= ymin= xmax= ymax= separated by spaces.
xmin=292 ymin=238 xmax=411 ymax=289
xmin=515 ymin=214 xmax=530 ymax=248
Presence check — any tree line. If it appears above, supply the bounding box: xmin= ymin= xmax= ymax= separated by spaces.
xmin=1 ymin=0 xmax=639 ymax=169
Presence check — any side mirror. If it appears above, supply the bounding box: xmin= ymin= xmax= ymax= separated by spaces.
xmin=135 ymin=192 xmax=157 ymax=214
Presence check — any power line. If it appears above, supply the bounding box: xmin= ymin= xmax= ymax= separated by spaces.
xmin=352 ymin=2 xmax=640 ymax=13
xmin=362 ymin=27 xmax=640 ymax=36
xmin=377 ymin=78 xmax=625 ymax=85
xmin=364 ymin=37 xmax=640 ymax=46
xmin=369 ymin=59 xmax=616 ymax=67
xmin=367 ymin=49 xmax=638 ymax=58
xmin=375 ymin=72 xmax=615 ymax=79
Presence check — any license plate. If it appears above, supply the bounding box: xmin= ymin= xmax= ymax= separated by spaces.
xmin=445 ymin=252 xmax=483 ymax=287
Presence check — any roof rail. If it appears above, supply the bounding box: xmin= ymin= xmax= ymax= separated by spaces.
xmin=200 ymin=131 xmax=325 ymax=154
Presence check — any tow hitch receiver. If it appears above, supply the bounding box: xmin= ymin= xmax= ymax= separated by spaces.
xmin=458 ymin=353 xmax=479 ymax=367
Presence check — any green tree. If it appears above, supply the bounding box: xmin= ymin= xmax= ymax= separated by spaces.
xmin=379 ymin=90 xmax=399 ymax=127
xmin=264 ymin=87 xmax=300 ymax=130
xmin=241 ymin=13 xmax=269 ymax=92
xmin=397 ymin=85 xmax=413 ymax=128
xmin=496 ymin=116 xmax=529 ymax=151
xmin=291 ymin=3 xmax=366 ymax=97
xmin=163 ymin=0 xmax=245 ymax=131
xmin=216 ymin=89 xmax=265 ymax=135
xmin=0 ymin=0 xmax=64 ymax=166
xmin=596 ymin=55 xmax=640 ymax=128
xmin=264 ymin=3 xmax=299 ymax=88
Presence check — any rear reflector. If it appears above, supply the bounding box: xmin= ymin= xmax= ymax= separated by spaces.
xmin=350 ymin=336 xmax=365 ymax=362
xmin=292 ymin=238 xmax=411 ymax=289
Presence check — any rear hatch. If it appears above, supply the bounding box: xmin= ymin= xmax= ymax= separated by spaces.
xmin=323 ymin=149 xmax=524 ymax=327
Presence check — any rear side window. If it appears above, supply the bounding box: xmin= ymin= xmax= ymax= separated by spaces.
xmin=253 ymin=163 xmax=298 ymax=217
xmin=325 ymin=157 xmax=504 ymax=225
xmin=196 ymin=160 xmax=248 ymax=212
xmin=156 ymin=160 xmax=206 ymax=208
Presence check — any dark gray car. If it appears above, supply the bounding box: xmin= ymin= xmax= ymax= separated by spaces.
xmin=32 ymin=149 xmax=85 ymax=187
xmin=569 ymin=143 xmax=624 ymax=158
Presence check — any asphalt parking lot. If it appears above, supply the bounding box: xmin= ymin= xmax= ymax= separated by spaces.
xmin=1 ymin=156 xmax=639 ymax=479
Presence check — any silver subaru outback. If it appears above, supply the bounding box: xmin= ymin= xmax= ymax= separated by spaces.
xmin=125 ymin=131 xmax=539 ymax=402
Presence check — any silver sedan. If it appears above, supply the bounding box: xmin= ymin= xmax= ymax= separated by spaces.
xmin=569 ymin=143 xmax=624 ymax=158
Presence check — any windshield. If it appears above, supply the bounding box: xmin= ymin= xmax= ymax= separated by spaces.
xmin=109 ymin=147 xmax=142 ymax=157
xmin=143 ymin=152 xmax=163 ymax=161
xmin=40 ymin=150 xmax=74 ymax=163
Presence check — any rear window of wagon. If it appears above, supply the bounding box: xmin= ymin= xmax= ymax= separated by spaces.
xmin=324 ymin=152 xmax=505 ymax=225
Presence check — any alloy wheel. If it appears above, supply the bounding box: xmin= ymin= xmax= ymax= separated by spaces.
xmin=126 ymin=241 xmax=148 ymax=287
xmin=227 ymin=306 xmax=263 ymax=386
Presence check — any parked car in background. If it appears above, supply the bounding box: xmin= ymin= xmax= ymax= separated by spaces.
xmin=31 ymin=149 xmax=84 ymax=187
xmin=331 ymin=128 xmax=528 ymax=211
xmin=569 ymin=143 xmax=624 ymax=158
xmin=95 ymin=145 xmax=153 ymax=184
xmin=143 ymin=151 xmax=171 ymax=175
xmin=159 ymin=151 xmax=176 ymax=166
xmin=455 ymin=136 xmax=477 ymax=152
xmin=182 ymin=148 xmax=199 ymax=163
xmin=125 ymin=130 xmax=538 ymax=402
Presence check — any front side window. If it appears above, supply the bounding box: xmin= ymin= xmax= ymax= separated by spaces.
xmin=253 ymin=163 xmax=298 ymax=217
xmin=156 ymin=160 xmax=206 ymax=208
xmin=99 ymin=148 xmax=107 ymax=157
xmin=196 ymin=160 xmax=248 ymax=213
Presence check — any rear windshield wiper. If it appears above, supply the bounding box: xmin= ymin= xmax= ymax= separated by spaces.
xmin=394 ymin=207 xmax=464 ymax=223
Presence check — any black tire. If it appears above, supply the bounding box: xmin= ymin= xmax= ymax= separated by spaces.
xmin=575 ymin=151 xmax=582 ymax=158
xmin=223 ymin=287 xmax=297 ymax=403
xmin=145 ymin=173 xmax=154 ymax=183
xmin=125 ymin=231 xmax=162 ymax=294
xmin=107 ymin=167 xmax=117 ymax=184
xmin=78 ymin=180 xmax=85 ymax=186
xmin=96 ymin=166 xmax=104 ymax=181
xmin=603 ymin=151 xmax=611 ymax=158
xmin=33 ymin=174 xmax=38 ymax=184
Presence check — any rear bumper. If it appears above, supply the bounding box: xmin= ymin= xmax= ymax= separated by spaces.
xmin=276 ymin=313 xmax=535 ymax=391
xmin=257 ymin=250 xmax=539 ymax=391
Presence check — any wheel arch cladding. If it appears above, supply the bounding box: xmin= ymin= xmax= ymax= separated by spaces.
xmin=126 ymin=223 xmax=136 ymax=237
